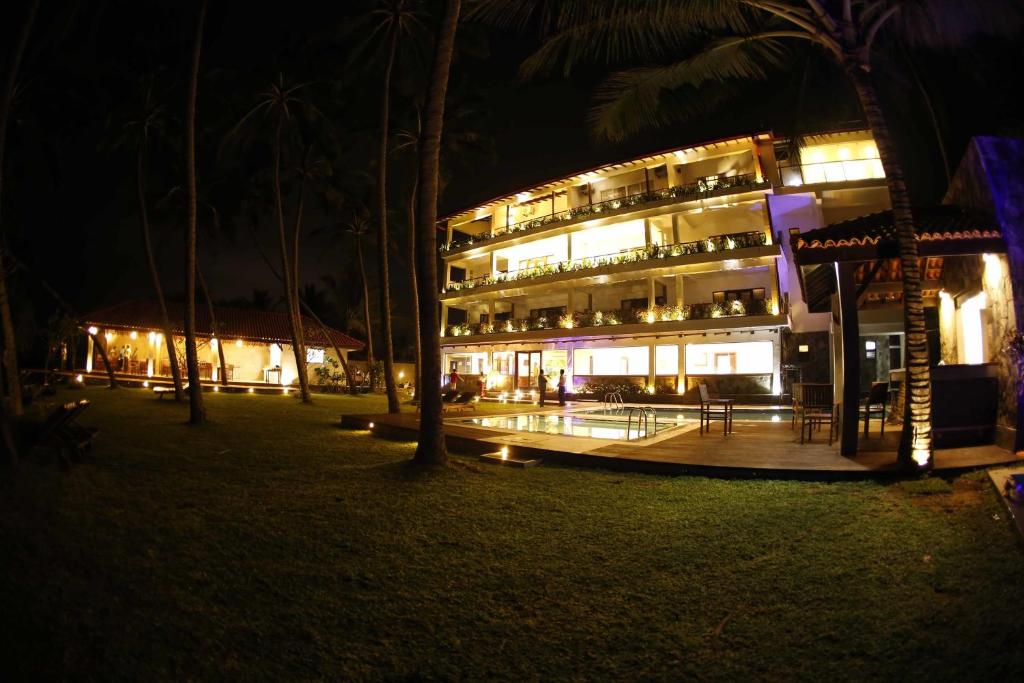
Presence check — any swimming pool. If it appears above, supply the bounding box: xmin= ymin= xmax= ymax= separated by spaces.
xmin=457 ymin=413 xmax=678 ymax=440
xmin=581 ymin=406 xmax=791 ymax=423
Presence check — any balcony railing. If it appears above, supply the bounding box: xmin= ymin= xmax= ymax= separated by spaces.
xmin=444 ymin=299 xmax=781 ymax=338
xmin=441 ymin=172 xmax=764 ymax=253
xmin=442 ymin=229 xmax=770 ymax=294
xmin=779 ymin=158 xmax=884 ymax=186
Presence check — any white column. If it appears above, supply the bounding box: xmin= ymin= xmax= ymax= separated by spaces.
xmin=675 ymin=274 xmax=685 ymax=306
xmin=772 ymin=334 xmax=782 ymax=397
xmin=677 ymin=340 xmax=686 ymax=395
xmin=648 ymin=277 xmax=657 ymax=307
xmin=86 ymin=334 xmax=94 ymax=372
xmin=648 ymin=340 xmax=657 ymax=392
xmin=491 ymin=251 xmax=498 ymax=277
xmin=488 ymin=300 xmax=495 ymax=324
xmin=644 ymin=218 xmax=652 ymax=247
xmin=441 ymin=304 xmax=449 ymax=335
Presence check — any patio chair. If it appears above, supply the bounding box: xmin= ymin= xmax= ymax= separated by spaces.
xmin=799 ymin=383 xmax=836 ymax=445
xmin=859 ymin=381 xmax=889 ymax=437
xmin=55 ymin=400 xmax=99 ymax=456
xmin=443 ymin=392 xmax=478 ymax=413
xmin=32 ymin=400 xmax=97 ymax=465
xmin=698 ymin=383 xmax=734 ymax=435
xmin=441 ymin=389 xmax=459 ymax=402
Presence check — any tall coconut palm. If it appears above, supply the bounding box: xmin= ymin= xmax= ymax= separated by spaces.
xmin=368 ymin=0 xmax=426 ymax=413
xmin=471 ymin=0 xmax=1021 ymax=470
xmin=0 ymin=0 xmax=40 ymax=423
xmin=111 ymin=79 xmax=186 ymax=401
xmin=344 ymin=210 xmax=376 ymax=386
xmin=413 ymin=0 xmax=461 ymax=466
xmin=183 ymin=0 xmax=208 ymax=424
xmin=226 ymin=77 xmax=319 ymax=402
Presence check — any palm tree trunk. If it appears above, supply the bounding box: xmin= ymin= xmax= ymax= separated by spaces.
xmin=297 ymin=298 xmax=356 ymax=394
xmin=290 ymin=159 xmax=312 ymax=402
xmin=0 ymin=0 xmax=40 ymax=423
xmin=271 ymin=118 xmax=306 ymax=396
xmin=137 ymin=143 xmax=185 ymax=400
xmin=183 ymin=0 xmax=208 ymax=424
xmin=408 ymin=172 xmax=422 ymax=401
xmin=377 ymin=20 xmax=401 ymax=414
xmin=196 ymin=263 xmax=228 ymax=386
xmin=355 ymin=235 xmax=374 ymax=386
xmin=413 ymin=0 xmax=460 ymax=466
xmin=88 ymin=330 xmax=119 ymax=388
xmin=847 ymin=64 xmax=932 ymax=469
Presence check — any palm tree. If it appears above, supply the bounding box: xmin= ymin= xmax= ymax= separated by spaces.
xmin=183 ymin=0 xmax=209 ymax=424
xmin=344 ymin=209 xmax=376 ymax=387
xmin=413 ymin=0 xmax=461 ymax=466
xmin=371 ymin=0 xmax=423 ymax=414
xmin=197 ymin=262 xmax=229 ymax=386
xmin=0 ymin=0 xmax=40 ymax=423
xmin=472 ymin=0 xmax=1021 ymax=470
xmin=110 ymin=78 xmax=186 ymax=401
xmin=226 ymin=77 xmax=319 ymax=402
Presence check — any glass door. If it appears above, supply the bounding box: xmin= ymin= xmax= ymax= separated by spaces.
xmin=516 ymin=351 xmax=541 ymax=389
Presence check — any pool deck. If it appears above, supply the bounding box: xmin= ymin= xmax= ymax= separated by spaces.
xmin=341 ymin=403 xmax=1024 ymax=479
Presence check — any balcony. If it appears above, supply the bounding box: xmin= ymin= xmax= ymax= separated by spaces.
xmin=779 ymin=158 xmax=884 ymax=187
xmin=443 ymin=299 xmax=785 ymax=343
xmin=441 ymin=172 xmax=767 ymax=255
xmin=442 ymin=230 xmax=770 ymax=298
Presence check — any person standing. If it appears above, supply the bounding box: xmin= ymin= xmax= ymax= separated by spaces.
xmin=537 ymin=368 xmax=547 ymax=407
xmin=557 ymin=369 xmax=567 ymax=406
xmin=477 ymin=372 xmax=486 ymax=398
xmin=449 ymin=368 xmax=460 ymax=392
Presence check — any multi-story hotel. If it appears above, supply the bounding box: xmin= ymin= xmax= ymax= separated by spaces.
xmin=438 ymin=129 xmax=891 ymax=402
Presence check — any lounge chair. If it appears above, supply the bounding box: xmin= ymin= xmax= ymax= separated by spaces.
xmin=443 ymin=392 xmax=478 ymax=413
xmin=33 ymin=400 xmax=98 ymax=465
xmin=416 ymin=389 xmax=458 ymax=412
xmin=153 ymin=383 xmax=188 ymax=399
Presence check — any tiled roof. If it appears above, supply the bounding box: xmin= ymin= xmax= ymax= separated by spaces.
xmin=83 ymin=300 xmax=364 ymax=350
xmin=795 ymin=205 xmax=1000 ymax=251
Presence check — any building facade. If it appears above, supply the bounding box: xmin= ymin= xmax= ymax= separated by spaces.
xmin=438 ymin=129 xmax=892 ymax=401
xmin=83 ymin=301 xmax=363 ymax=387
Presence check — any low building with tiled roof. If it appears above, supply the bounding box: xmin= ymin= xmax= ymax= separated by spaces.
xmin=82 ymin=300 xmax=363 ymax=386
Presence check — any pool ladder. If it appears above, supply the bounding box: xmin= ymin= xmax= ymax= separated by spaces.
xmin=626 ymin=406 xmax=658 ymax=440
xmin=603 ymin=391 xmax=624 ymax=412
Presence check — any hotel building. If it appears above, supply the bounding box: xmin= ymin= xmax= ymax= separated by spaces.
xmin=438 ymin=129 xmax=892 ymax=402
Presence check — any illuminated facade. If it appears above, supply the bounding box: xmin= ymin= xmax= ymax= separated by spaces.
xmin=439 ymin=129 xmax=890 ymax=401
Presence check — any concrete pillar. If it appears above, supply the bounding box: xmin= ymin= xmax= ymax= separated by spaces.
xmin=86 ymin=334 xmax=94 ymax=372
xmin=566 ymin=233 xmax=573 ymax=263
xmin=838 ymin=263 xmax=861 ymax=456
xmin=491 ymin=251 xmax=498 ymax=277
xmin=441 ymin=304 xmax=449 ymax=335
xmin=488 ymin=300 xmax=495 ymax=323
xmin=644 ymin=218 xmax=652 ymax=247
xmin=648 ymin=277 xmax=657 ymax=308
xmin=675 ymin=274 xmax=685 ymax=306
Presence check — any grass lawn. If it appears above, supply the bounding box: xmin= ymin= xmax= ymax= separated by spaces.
xmin=2 ymin=386 xmax=1023 ymax=680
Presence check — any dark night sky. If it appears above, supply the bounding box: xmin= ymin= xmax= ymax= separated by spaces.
xmin=3 ymin=1 xmax=1022 ymax=360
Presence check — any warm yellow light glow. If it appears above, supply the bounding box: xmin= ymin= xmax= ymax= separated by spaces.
xmin=248 ymin=387 xmax=254 ymax=394
xmin=87 ymin=326 xmax=98 ymax=335
xmin=75 ymin=374 xmax=83 ymax=383
xmin=129 ymin=330 xmax=138 ymax=340
xmin=500 ymin=446 xmax=509 ymax=460
xmin=148 ymin=331 xmax=156 ymax=343
xmin=514 ymin=390 xmax=523 ymax=401
xmin=646 ymin=385 xmax=655 ymax=395
xmin=283 ymin=387 xmax=289 ymax=395
xmin=838 ymin=147 xmax=851 ymax=160
xmin=368 ymin=422 xmax=375 ymax=429
xmin=210 ymin=337 xmax=218 ymax=349
xmin=214 ymin=386 xmax=219 ymax=392
xmin=769 ymin=299 xmax=780 ymax=315
xmin=645 ymin=310 xmax=655 ymax=324
xmin=235 ymin=339 xmax=243 ymax=348
xmin=398 ymin=371 xmax=405 ymax=379
xmin=105 ymin=332 xmax=114 ymax=342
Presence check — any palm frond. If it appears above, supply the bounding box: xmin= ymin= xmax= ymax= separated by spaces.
xmin=588 ymin=35 xmax=791 ymax=140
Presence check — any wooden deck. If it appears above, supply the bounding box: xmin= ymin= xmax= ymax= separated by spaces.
xmin=343 ymin=407 xmax=1024 ymax=479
